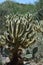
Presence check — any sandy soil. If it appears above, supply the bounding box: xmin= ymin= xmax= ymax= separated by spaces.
xmin=29 ymin=58 xmax=43 ymax=65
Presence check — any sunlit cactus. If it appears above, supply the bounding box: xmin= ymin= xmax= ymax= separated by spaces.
xmin=2 ymin=14 xmax=38 ymax=65
xmin=24 ymin=12 xmax=33 ymax=23
xmin=33 ymin=20 xmax=43 ymax=33
xmin=5 ymin=14 xmax=37 ymax=49
xmin=0 ymin=35 xmax=6 ymax=46
xmin=1 ymin=13 xmax=42 ymax=65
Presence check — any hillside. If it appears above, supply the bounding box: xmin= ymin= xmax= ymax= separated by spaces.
xmin=0 ymin=1 xmax=36 ymax=15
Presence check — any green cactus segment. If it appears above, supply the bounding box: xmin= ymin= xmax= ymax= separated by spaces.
xmin=0 ymin=35 xmax=6 ymax=45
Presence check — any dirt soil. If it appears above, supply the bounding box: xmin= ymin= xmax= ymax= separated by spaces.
xmin=29 ymin=58 xmax=43 ymax=65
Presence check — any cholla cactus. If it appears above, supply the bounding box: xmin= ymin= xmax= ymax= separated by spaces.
xmin=3 ymin=14 xmax=37 ymax=64
xmin=5 ymin=14 xmax=37 ymax=49
xmin=0 ymin=12 xmax=43 ymax=65
xmin=1 ymin=13 xmax=41 ymax=65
